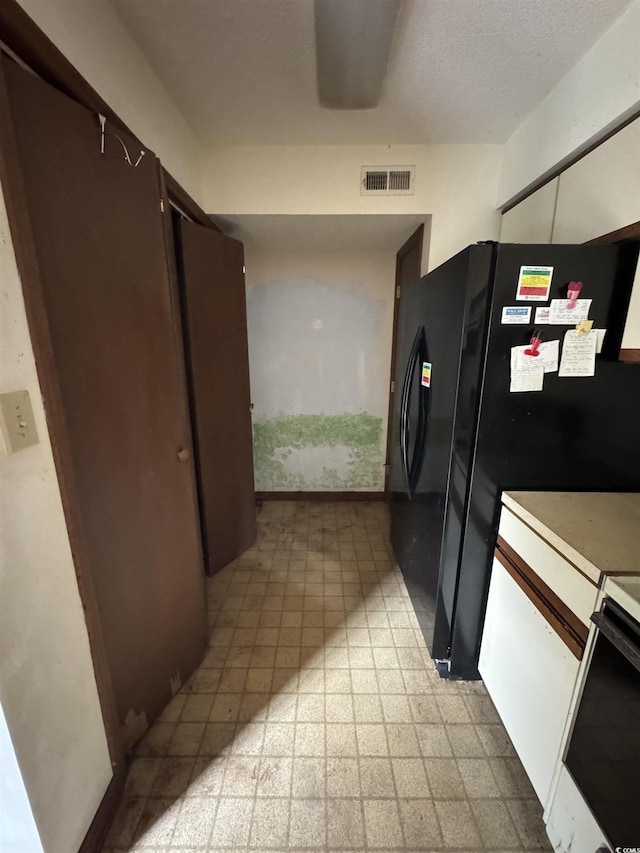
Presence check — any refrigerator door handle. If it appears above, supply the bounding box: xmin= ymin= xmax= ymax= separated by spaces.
xmin=400 ymin=326 xmax=425 ymax=499
xmin=409 ymin=329 xmax=431 ymax=491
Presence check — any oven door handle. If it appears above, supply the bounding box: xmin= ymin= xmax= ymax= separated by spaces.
xmin=591 ymin=610 xmax=640 ymax=674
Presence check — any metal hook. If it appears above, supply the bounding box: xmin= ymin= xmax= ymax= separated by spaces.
xmin=98 ymin=113 xmax=145 ymax=167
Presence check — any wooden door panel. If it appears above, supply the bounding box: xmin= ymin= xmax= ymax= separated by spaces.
xmin=2 ymin=56 xmax=206 ymax=748
xmin=177 ymin=219 xmax=256 ymax=573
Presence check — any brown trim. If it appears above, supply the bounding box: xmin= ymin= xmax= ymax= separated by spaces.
xmin=586 ymin=220 xmax=640 ymax=245
xmin=0 ymin=53 xmax=123 ymax=771
xmin=620 ymin=349 xmax=640 ymax=364
xmin=384 ymin=224 xmax=424 ymax=494
xmin=163 ymin=169 xmax=220 ymax=232
xmin=495 ymin=536 xmax=588 ymax=660
xmin=78 ymin=767 xmax=125 ymax=853
xmin=256 ymin=491 xmax=385 ymax=502
xmin=501 ymin=111 xmax=640 ymax=213
xmin=0 ymin=0 xmax=217 ymax=232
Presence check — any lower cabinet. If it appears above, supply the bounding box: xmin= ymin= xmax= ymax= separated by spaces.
xmin=479 ymin=506 xmax=598 ymax=811
xmin=479 ymin=555 xmax=580 ymax=806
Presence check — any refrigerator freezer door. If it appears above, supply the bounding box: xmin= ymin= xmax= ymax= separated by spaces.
xmin=390 ymin=246 xmax=492 ymax=654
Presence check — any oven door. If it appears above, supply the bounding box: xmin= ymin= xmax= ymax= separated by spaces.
xmin=565 ymin=598 xmax=640 ymax=849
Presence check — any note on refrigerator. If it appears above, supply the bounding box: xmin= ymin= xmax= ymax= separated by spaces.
xmin=511 ymin=340 xmax=559 ymax=374
xmin=558 ymin=329 xmax=598 ymax=377
xmin=510 ymin=367 xmax=544 ymax=392
xmin=534 ymin=306 xmax=551 ymax=324
xmin=548 ymin=298 xmax=592 ymax=324
xmin=595 ymin=329 xmax=606 ymax=354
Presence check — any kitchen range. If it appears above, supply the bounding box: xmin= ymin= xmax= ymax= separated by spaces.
xmin=388 ymin=241 xmax=640 ymax=680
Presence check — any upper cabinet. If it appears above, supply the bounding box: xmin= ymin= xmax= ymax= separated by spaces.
xmin=552 ymin=120 xmax=640 ymax=244
xmin=500 ymin=178 xmax=558 ymax=244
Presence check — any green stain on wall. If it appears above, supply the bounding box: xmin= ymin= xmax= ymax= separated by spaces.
xmin=252 ymin=413 xmax=384 ymax=491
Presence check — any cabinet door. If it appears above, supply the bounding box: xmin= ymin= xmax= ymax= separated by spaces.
xmin=176 ymin=219 xmax=256 ymax=574
xmin=1 ymin=55 xmax=207 ymax=750
xmin=479 ymin=557 xmax=579 ymax=807
xmin=500 ymin=178 xmax=558 ymax=244
xmin=552 ymin=120 xmax=640 ymax=244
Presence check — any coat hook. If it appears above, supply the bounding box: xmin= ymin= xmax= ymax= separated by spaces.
xmin=98 ymin=113 xmax=145 ymax=167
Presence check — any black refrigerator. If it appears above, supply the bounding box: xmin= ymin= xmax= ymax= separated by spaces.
xmin=389 ymin=242 xmax=640 ymax=680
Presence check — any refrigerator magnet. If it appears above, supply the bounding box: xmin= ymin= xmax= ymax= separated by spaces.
xmin=534 ymin=306 xmax=551 ymax=324
xmin=421 ymin=362 xmax=432 ymax=387
xmin=501 ymin=306 xmax=532 ymax=324
xmin=516 ymin=266 xmax=553 ymax=301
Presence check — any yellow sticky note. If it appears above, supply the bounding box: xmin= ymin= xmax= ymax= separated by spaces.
xmin=575 ymin=320 xmax=594 ymax=336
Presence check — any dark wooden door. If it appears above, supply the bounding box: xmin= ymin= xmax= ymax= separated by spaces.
xmin=385 ymin=225 xmax=424 ymax=493
xmin=176 ymin=219 xmax=256 ymax=574
xmin=1 ymin=56 xmax=207 ymax=749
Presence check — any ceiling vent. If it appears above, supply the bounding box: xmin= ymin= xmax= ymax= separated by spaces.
xmin=361 ymin=166 xmax=415 ymax=196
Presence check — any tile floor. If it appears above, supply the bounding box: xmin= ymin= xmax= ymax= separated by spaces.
xmin=104 ymin=501 xmax=552 ymax=852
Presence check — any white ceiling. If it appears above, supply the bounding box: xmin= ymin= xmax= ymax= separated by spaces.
xmin=112 ymin=0 xmax=630 ymax=146
xmin=215 ymin=214 xmax=430 ymax=252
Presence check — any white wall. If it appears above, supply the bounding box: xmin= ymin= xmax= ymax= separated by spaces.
xmin=246 ymin=249 xmax=395 ymax=491
xmin=0 ymin=705 xmax=43 ymax=853
xmin=204 ymin=145 xmax=503 ymax=270
xmin=0 ymin=182 xmax=112 ymax=853
xmin=498 ymin=0 xmax=640 ymax=207
xmin=17 ymin=0 xmax=204 ymax=204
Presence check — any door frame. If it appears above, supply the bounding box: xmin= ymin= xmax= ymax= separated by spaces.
xmin=384 ymin=225 xmax=424 ymax=494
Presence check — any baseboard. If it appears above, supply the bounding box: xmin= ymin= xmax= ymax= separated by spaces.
xmin=620 ymin=348 xmax=640 ymax=364
xmin=255 ymin=491 xmax=386 ymax=502
xmin=79 ymin=766 xmax=126 ymax=853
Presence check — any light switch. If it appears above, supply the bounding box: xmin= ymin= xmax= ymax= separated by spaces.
xmin=0 ymin=390 xmax=39 ymax=453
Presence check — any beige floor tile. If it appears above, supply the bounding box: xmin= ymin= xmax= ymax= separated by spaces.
xmin=291 ymin=757 xmax=326 ymax=798
xmin=391 ymin=757 xmax=430 ymax=799
xmin=446 ymin=723 xmax=486 ymax=757
xmin=116 ymin=501 xmax=553 ymax=853
xmin=381 ymin=694 xmax=413 ymax=723
xmin=212 ymin=797 xmax=253 ymax=847
xmin=249 ymin=798 xmax=290 ymax=848
xmin=353 ymin=694 xmax=384 ymax=723
xmin=167 ymin=722 xmax=205 ymax=756
xmin=359 ymin=757 xmax=396 ymax=797
xmin=327 ymin=798 xmax=365 ymax=849
xmin=326 ymin=723 xmax=357 ymax=756
xmin=289 ymin=798 xmax=327 ymax=848
xmin=362 ymin=799 xmax=404 ymax=849
xmin=326 ymin=757 xmax=361 ymax=797
xmin=220 ymin=756 xmax=259 ymax=796
xmin=200 ymin=723 xmax=236 ymax=756
xmin=356 ymin=723 xmax=389 ymax=756
xmin=457 ymin=757 xmax=502 ymax=798
xmin=386 ymin=723 xmax=421 ymax=757
xmin=133 ymin=797 xmax=181 ymax=847
xmin=170 ymin=796 xmax=216 ymax=846
xmin=255 ymin=756 xmax=292 ymax=797
xmin=187 ymin=757 xmax=226 ymax=797
xmin=472 ymin=798 xmax=522 ymax=848
xmin=434 ymin=799 xmax=482 ymax=849
xmin=424 ymin=757 xmax=467 ymax=799
xmin=399 ymin=797 xmax=443 ymax=848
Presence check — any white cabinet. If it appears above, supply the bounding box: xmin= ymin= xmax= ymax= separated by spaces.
xmin=479 ymin=506 xmax=599 ymax=809
xmin=500 ymin=178 xmax=558 ymax=244
xmin=480 ymin=556 xmax=580 ymax=806
xmin=552 ymin=120 xmax=640 ymax=244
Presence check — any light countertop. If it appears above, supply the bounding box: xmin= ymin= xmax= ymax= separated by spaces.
xmin=502 ymin=491 xmax=640 ymax=583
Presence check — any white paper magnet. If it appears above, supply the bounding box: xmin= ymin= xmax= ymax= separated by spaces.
xmin=501 ymin=306 xmax=532 ymax=324
xmin=516 ymin=266 xmax=553 ymax=301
